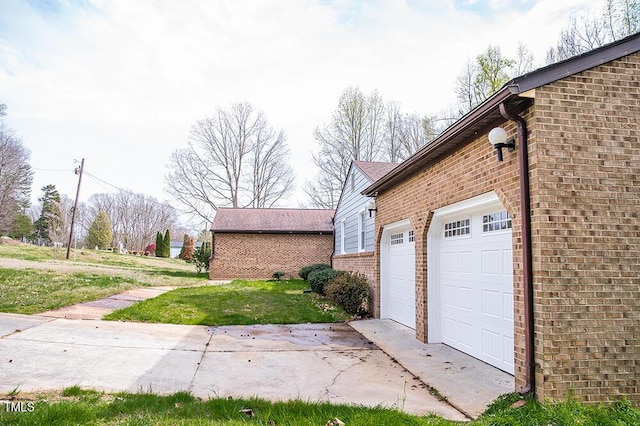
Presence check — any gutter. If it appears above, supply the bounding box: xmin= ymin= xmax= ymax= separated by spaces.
xmin=499 ymin=102 xmax=535 ymax=396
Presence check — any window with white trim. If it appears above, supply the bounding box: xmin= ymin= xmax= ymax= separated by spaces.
xmin=340 ymin=219 xmax=346 ymax=254
xmin=444 ymin=218 xmax=470 ymax=238
xmin=390 ymin=232 xmax=404 ymax=245
xmin=408 ymin=230 xmax=415 ymax=243
xmin=483 ymin=211 xmax=512 ymax=233
xmin=358 ymin=210 xmax=366 ymax=251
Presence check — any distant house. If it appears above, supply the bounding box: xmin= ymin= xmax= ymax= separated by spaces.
xmin=209 ymin=208 xmax=334 ymax=279
xmin=332 ymin=160 xmax=397 ymax=285
xmin=360 ymin=33 xmax=640 ymax=405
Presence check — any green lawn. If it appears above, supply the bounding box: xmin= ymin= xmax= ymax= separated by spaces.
xmin=104 ymin=279 xmax=351 ymax=325
xmin=0 ymin=269 xmax=139 ymax=314
xmin=1 ymin=388 xmax=638 ymax=426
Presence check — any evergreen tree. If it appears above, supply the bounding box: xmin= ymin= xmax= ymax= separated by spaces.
xmin=155 ymin=231 xmax=163 ymax=258
xmin=163 ymin=229 xmax=171 ymax=258
xmin=86 ymin=211 xmax=113 ymax=250
xmin=8 ymin=213 xmax=33 ymax=240
xmin=179 ymin=234 xmax=195 ymax=261
xmin=33 ymin=184 xmax=62 ymax=245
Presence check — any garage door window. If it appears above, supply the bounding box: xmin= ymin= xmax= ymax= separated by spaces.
xmin=390 ymin=233 xmax=403 ymax=245
xmin=482 ymin=211 xmax=512 ymax=233
xmin=444 ymin=218 xmax=470 ymax=238
xmin=408 ymin=230 xmax=415 ymax=242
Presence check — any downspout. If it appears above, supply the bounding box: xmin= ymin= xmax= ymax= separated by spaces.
xmin=499 ymin=102 xmax=535 ymax=396
xmin=330 ymin=217 xmax=335 ymax=269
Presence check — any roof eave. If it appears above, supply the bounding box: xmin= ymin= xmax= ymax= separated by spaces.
xmin=211 ymin=230 xmax=333 ymax=234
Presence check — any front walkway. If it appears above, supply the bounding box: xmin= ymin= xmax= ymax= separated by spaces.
xmin=350 ymin=319 xmax=515 ymax=419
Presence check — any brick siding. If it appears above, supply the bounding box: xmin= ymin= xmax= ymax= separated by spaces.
xmin=209 ymin=233 xmax=333 ymax=280
xmin=372 ymin=53 xmax=640 ymax=405
xmin=529 ymin=53 xmax=640 ymax=404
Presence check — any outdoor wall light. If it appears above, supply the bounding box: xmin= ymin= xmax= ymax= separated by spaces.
xmin=366 ymin=200 xmax=377 ymax=217
xmin=488 ymin=127 xmax=516 ymax=162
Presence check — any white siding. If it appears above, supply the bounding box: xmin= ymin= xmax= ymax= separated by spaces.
xmin=334 ymin=165 xmax=376 ymax=254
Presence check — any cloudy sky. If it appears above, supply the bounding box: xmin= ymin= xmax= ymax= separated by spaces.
xmin=0 ymin=0 xmax=605 ymax=220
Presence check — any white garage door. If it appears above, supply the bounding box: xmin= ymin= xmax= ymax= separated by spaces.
xmin=382 ymin=227 xmax=416 ymax=329
xmin=439 ymin=209 xmax=514 ymax=374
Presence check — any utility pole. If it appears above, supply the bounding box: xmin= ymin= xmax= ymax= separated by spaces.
xmin=66 ymin=158 xmax=84 ymax=260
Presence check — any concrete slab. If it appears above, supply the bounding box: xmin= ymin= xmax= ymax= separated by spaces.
xmin=0 ymin=313 xmax=53 ymax=338
xmin=0 ymin=315 xmax=467 ymax=420
xmin=350 ymin=319 xmax=514 ymax=419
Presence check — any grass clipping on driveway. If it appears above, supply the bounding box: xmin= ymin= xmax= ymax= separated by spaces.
xmin=104 ymin=279 xmax=351 ymax=325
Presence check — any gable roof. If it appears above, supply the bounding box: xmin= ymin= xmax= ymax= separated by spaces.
xmin=364 ymin=31 xmax=640 ymax=196
xmin=353 ymin=160 xmax=398 ymax=182
xmin=211 ymin=208 xmax=334 ymax=233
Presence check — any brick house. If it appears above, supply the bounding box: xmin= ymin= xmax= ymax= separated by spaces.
xmin=332 ymin=160 xmax=397 ymax=287
xmin=209 ymin=208 xmax=334 ymax=280
xmin=359 ymin=34 xmax=640 ymax=404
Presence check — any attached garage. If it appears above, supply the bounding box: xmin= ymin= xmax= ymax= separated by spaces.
xmin=428 ymin=193 xmax=514 ymax=374
xmin=380 ymin=220 xmax=416 ymax=329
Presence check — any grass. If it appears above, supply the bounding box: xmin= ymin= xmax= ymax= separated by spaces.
xmin=0 ymin=269 xmax=139 ymax=314
xmin=105 ymin=279 xmax=351 ymax=325
xmin=1 ymin=388 xmax=638 ymax=425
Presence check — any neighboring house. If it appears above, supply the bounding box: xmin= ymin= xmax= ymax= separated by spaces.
xmin=209 ymin=208 xmax=334 ymax=279
xmin=332 ymin=160 xmax=397 ymax=286
xmin=361 ymin=33 xmax=640 ymax=406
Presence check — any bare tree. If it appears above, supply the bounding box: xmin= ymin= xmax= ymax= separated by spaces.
xmin=384 ymin=101 xmax=403 ymax=163
xmin=546 ymin=15 xmax=609 ymax=63
xmin=514 ymin=42 xmax=535 ymax=76
xmin=86 ymin=190 xmax=178 ymax=251
xmin=605 ymin=0 xmax=640 ymax=40
xmin=305 ymin=87 xmax=388 ymax=208
xmin=397 ymin=113 xmax=438 ymax=161
xmin=546 ymin=1 xmax=639 ymax=64
xmin=166 ymin=102 xmax=294 ymax=222
xmin=0 ymin=124 xmax=33 ymax=234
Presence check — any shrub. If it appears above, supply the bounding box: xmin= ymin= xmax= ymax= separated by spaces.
xmin=325 ymin=272 xmax=371 ymax=316
xmin=193 ymin=242 xmax=211 ymax=274
xmin=308 ymin=268 xmax=340 ymax=295
xmin=144 ymin=243 xmax=156 ymax=256
xmin=272 ymin=271 xmax=286 ymax=281
xmin=299 ymin=263 xmax=331 ymax=281
xmin=179 ymin=235 xmax=195 ymax=262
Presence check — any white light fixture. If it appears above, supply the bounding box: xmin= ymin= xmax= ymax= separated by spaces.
xmin=488 ymin=127 xmax=516 ymax=162
xmin=366 ymin=200 xmax=377 ymax=217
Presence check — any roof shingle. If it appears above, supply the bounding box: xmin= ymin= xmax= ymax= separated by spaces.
xmin=353 ymin=160 xmax=398 ymax=183
xmin=211 ymin=208 xmax=335 ymax=233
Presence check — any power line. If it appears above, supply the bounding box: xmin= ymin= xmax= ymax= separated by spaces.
xmin=82 ymin=169 xmax=190 ymax=213
xmin=33 ymin=167 xmax=73 ymax=172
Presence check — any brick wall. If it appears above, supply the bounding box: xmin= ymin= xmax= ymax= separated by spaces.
xmin=209 ymin=233 xmax=333 ymax=280
xmin=373 ymin=116 xmax=526 ymax=383
xmin=332 ymin=252 xmax=376 ymax=313
xmin=372 ymin=52 xmax=640 ymax=405
xmin=530 ymin=53 xmax=640 ymax=404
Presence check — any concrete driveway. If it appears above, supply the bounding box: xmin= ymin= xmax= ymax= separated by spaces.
xmin=0 ymin=314 xmax=471 ymax=420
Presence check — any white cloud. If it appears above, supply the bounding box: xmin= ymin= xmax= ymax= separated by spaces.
xmin=0 ymin=0 xmax=606 ymax=220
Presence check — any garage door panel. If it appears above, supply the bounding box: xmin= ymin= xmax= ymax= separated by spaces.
xmin=482 ymin=329 xmax=502 ymax=361
xmin=481 ymin=250 xmax=502 ymax=275
xmin=481 ymin=289 xmax=502 ymax=318
xmin=458 ymin=322 xmax=474 ymax=350
xmin=382 ymin=227 xmax=415 ymax=329
xmin=436 ymin=207 xmax=514 ymax=375
xmin=504 ymin=294 xmax=514 ymax=321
